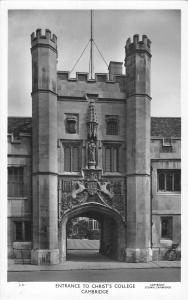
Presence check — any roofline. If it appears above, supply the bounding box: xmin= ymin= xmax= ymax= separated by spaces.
xmin=7 ymin=116 xmax=181 ymax=119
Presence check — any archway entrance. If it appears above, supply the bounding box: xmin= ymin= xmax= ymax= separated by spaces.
xmin=59 ymin=202 xmax=126 ymax=263
xmin=66 ymin=216 xmax=101 ymax=262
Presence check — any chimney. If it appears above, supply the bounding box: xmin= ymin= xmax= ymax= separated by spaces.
xmin=108 ymin=61 xmax=123 ymax=80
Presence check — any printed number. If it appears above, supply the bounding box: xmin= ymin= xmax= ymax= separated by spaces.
xmin=19 ymin=283 xmax=25 ymax=287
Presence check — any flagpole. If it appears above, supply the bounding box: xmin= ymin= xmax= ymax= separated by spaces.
xmin=90 ymin=10 xmax=93 ymax=79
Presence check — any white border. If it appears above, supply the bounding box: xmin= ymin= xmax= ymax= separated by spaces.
xmin=1 ymin=1 xmax=188 ymax=300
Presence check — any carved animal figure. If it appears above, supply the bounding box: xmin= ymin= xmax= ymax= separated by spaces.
xmin=99 ymin=182 xmax=113 ymax=199
xmin=72 ymin=181 xmax=86 ymax=199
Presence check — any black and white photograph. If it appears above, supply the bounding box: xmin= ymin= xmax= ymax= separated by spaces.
xmin=1 ymin=1 xmax=188 ymax=300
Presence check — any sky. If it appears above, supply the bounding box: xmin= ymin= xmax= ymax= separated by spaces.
xmin=8 ymin=9 xmax=181 ymax=117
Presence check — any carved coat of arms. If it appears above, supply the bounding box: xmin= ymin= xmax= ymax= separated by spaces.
xmin=86 ymin=181 xmax=98 ymax=196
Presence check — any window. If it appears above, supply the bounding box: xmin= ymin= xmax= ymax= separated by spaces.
xmin=15 ymin=221 xmax=22 ymax=241
xmin=163 ymin=138 xmax=172 ymax=147
xmin=88 ymin=218 xmax=99 ymax=230
xmin=64 ymin=145 xmax=79 ymax=172
xmin=14 ymin=221 xmax=32 ymax=241
xmin=62 ymin=180 xmax=72 ymax=192
xmin=158 ymin=169 xmax=181 ymax=192
xmin=104 ymin=145 xmax=119 ymax=172
xmin=161 ymin=138 xmax=173 ymax=153
xmin=8 ymin=167 xmax=24 ymax=197
xmin=161 ymin=217 xmax=173 ymax=239
xmin=93 ymin=220 xmax=99 ymax=230
xmin=65 ymin=114 xmax=78 ymax=134
xmin=11 ymin=130 xmax=21 ymax=144
xmin=88 ymin=219 xmax=93 ymax=230
xmin=106 ymin=116 xmax=119 ymax=135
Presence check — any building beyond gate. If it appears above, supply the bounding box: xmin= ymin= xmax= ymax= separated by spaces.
xmin=7 ymin=29 xmax=181 ymax=264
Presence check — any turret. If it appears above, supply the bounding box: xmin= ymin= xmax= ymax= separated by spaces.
xmin=31 ymin=29 xmax=57 ymax=48
xmin=125 ymin=34 xmax=151 ymax=57
xmin=125 ymin=34 xmax=152 ymax=262
xmin=31 ymin=29 xmax=57 ymax=93
xmin=31 ymin=29 xmax=59 ymax=265
xmin=125 ymin=34 xmax=151 ymax=97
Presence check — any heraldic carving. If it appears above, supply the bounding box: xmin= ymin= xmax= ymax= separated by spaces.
xmin=58 ymin=174 xmax=126 ymax=221
xmin=58 ymin=169 xmax=117 ymax=219
xmin=71 ymin=178 xmax=113 ymax=200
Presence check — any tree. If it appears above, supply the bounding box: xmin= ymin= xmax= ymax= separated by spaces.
xmin=74 ymin=220 xmax=89 ymax=239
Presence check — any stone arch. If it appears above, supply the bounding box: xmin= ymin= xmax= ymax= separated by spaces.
xmin=59 ymin=202 xmax=126 ymax=262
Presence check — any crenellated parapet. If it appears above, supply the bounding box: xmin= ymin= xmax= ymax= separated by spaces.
xmin=57 ymin=71 xmax=126 ymax=84
xmin=31 ymin=29 xmax=57 ymax=51
xmin=125 ymin=34 xmax=151 ymax=59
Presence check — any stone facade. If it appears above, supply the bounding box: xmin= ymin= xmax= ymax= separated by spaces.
xmin=7 ymin=29 xmax=181 ymax=264
xmin=150 ymin=122 xmax=181 ymax=260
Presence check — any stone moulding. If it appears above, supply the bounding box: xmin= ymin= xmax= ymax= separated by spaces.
xmin=59 ymin=201 xmax=126 ymax=225
xmin=58 ymin=177 xmax=126 ymax=224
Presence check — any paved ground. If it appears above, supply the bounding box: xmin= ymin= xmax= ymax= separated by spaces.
xmin=67 ymin=239 xmax=99 ymax=250
xmin=67 ymin=250 xmax=111 ymax=262
xmin=8 ymin=239 xmax=181 ymax=281
xmin=8 ymin=249 xmax=180 ymax=272
xmin=8 ymin=268 xmax=181 ymax=282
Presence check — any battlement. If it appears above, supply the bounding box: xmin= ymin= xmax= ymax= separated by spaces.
xmin=57 ymin=71 xmax=126 ymax=84
xmin=31 ymin=29 xmax=57 ymax=50
xmin=125 ymin=34 xmax=151 ymax=57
